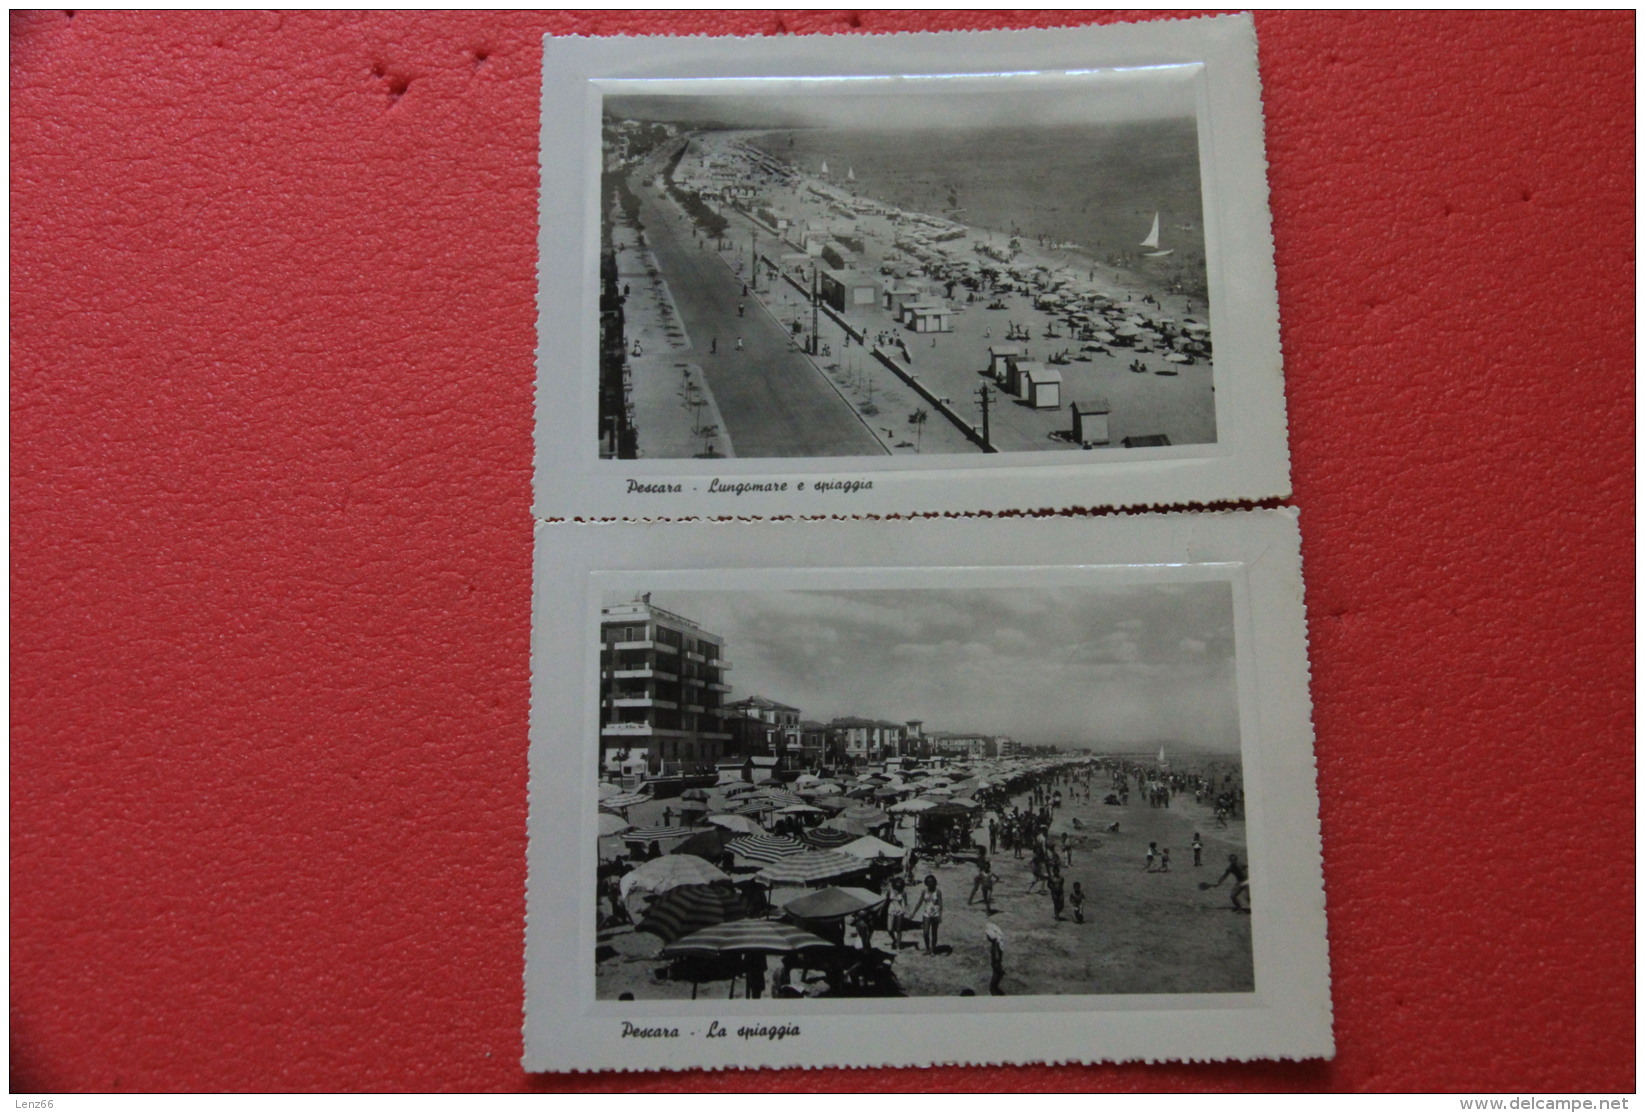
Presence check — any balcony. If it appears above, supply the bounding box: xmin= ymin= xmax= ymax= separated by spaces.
xmin=609 ymin=639 xmax=679 ymax=655
xmin=707 ymin=682 xmax=732 ymax=693
xmin=607 ymin=667 xmax=677 ymax=682
xmin=606 ymin=696 xmax=678 ymax=710
xmin=684 ymin=651 xmax=705 ymax=664
xmin=601 ymin=722 xmax=655 ymax=736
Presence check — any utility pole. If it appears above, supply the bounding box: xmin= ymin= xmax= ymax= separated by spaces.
xmin=809 ymin=266 xmax=820 ymax=355
xmin=976 ymin=382 xmax=994 ymax=449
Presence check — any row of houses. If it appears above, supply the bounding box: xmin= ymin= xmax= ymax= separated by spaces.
xmin=597 ymin=594 xmax=1011 ymax=777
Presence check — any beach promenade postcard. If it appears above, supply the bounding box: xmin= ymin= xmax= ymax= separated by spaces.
xmin=525 ymin=511 xmax=1332 ymax=1071
xmin=536 ymin=18 xmax=1289 ymax=518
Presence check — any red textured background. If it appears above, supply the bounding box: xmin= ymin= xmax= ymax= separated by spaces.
xmin=11 ymin=9 xmax=1634 ymax=1094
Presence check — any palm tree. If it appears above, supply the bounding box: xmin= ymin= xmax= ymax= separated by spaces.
xmin=908 ymin=408 xmax=928 ymax=453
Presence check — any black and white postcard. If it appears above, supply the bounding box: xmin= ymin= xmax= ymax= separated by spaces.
xmin=525 ymin=510 xmax=1331 ymax=1070
xmin=537 ymin=17 xmax=1289 ymax=518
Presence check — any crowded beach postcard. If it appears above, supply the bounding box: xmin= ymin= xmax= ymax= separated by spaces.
xmin=525 ymin=511 xmax=1331 ymax=1071
xmin=536 ymin=17 xmax=1290 ymax=518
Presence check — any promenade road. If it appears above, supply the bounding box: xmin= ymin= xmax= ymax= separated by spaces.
xmin=635 ymin=172 xmax=884 ymax=459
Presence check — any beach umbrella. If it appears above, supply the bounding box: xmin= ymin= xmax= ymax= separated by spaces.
xmin=792 ymin=774 xmax=822 ymax=787
xmin=755 ymin=850 xmax=870 ymax=886
xmin=597 ymin=835 xmax=629 ymax=862
xmin=841 ymin=835 xmax=907 ymax=861
xmin=661 ymin=920 xmax=833 ymax=958
xmin=818 ymin=816 xmax=869 ymax=838
xmin=888 ymin=798 xmax=937 ymax=814
xmin=671 ymin=827 xmax=733 ymax=861
xmin=597 ymin=813 xmax=631 ymax=838
xmin=814 ymin=795 xmax=851 ymax=811
xmin=778 ymin=804 xmax=824 ymax=816
xmin=726 ymin=833 xmax=806 ymax=864
xmin=757 ymin=789 xmax=806 ymax=808
xmin=723 ymin=783 xmax=762 ymax=798
xmin=622 ymin=825 xmax=696 ymax=845
xmin=802 ymin=826 xmax=859 ymax=850
xmin=635 ymin=883 xmax=749 ymax=945
xmin=921 ymin=802 xmax=977 ymax=819
xmin=619 ymin=856 xmax=732 ymax=919
xmin=841 ymin=805 xmax=889 ymax=826
xmin=706 ymin=814 xmax=757 ymax=835
xmin=680 ymin=787 xmax=710 ymax=803
xmin=735 ymin=800 xmax=775 ymax=816
xmin=782 ymin=886 xmax=886 ymax=921
xmin=603 ymin=791 xmax=650 ymax=811
xmin=597 ymin=782 xmax=622 ymax=800
xmin=1164 ymin=351 xmax=1189 ymax=363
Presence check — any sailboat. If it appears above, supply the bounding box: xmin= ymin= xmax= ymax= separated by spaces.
xmin=1139 ymin=212 xmax=1174 ymax=258
xmin=819 ymin=158 xmax=829 ymax=177
xmin=1158 ymin=745 xmax=1167 ymax=765
xmin=846 ymin=165 xmax=855 ymax=182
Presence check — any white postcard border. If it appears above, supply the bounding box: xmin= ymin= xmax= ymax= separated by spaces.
xmin=536 ymin=15 xmax=1288 ymax=519
xmin=525 ymin=509 xmax=1330 ymax=1071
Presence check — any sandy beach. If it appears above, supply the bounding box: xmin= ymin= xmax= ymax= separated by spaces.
xmin=595 ymin=759 xmax=1251 ymax=1001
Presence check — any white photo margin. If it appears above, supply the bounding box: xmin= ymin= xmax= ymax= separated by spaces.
xmin=537 ymin=15 xmax=1288 ymax=519
xmin=525 ymin=509 xmax=1330 ymax=1071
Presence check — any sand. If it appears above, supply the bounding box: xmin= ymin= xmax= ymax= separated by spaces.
xmin=595 ymin=769 xmax=1251 ymax=1001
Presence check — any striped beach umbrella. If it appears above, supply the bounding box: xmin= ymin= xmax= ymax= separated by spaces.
xmin=602 ymin=791 xmax=651 ymax=811
xmin=634 ymin=883 xmax=749 ymax=945
xmin=705 ymin=814 xmax=758 ymax=835
xmin=755 ymin=850 xmax=870 ymax=886
xmin=622 ymin=825 xmax=695 ymax=844
xmin=757 ymin=789 xmax=806 ymax=809
xmin=841 ymin=805 xmax=889 ymax=826
xmin=782 ymin=886 xmax=886 ymax=921
xmin=801 ymin=826 xmax=859 ymax=851
xmin=619 ymin=855 xmax=731 ymax=919
xmin=596 ymin=813 xmax=630 ymax=838
xmin=726 ymin=833 xmax=805 ymax=865
xmin=661 ymin=920 xmax=833 ymax=957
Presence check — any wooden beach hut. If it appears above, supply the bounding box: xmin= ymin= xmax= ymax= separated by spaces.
xmin=1021 ymin=363 xmax=1063 ymax=409
xmin=1070 ymin=397 xmax=1112 ymax=445
xmin=988 ymin=343 xmax=1024 ymax=384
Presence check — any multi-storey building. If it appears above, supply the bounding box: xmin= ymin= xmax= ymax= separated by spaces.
xmin=827 ymin=717 xmax=908 ymax=765
xmin=599 ymin=594 xmax=731 ymax=777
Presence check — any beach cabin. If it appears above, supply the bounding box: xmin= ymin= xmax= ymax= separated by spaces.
xmin=1070 ymin=397 xmax=1112 ymax=445
xmin=882 ymin=282 xmax=925 ymax=317
xmin=819 ymin=268 xmax=880 ymax=314
xmin=1023 ymin=365 xmax=1062 ymax=408
xmin=820 ymin=242 xmax=855 ymax=271
xmin=988 ymin=343 xmax=1025 ymax=384
xmin=749 ymin=755 xmax=779 ymax=785
xmin=1005 ymin=358 xmax=1040 ymax=397
xmin=902 ymin=301 xmax=953 ymax=333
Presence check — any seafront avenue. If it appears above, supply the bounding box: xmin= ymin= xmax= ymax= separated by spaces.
xmin=629 ymin=146 xmax=885 ymax=459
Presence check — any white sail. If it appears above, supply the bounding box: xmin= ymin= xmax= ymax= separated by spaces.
xmin=820 ymin=158 xmax=829 ymax=176
xmin=847 ymin=165 xmax=855 ymax=182
xmin=1140 ymin=212 xmax=1162 ymax=250
xmin=1158 ymin=746 xmax=1167 ymax=764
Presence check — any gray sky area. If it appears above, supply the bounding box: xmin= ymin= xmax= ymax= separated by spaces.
xmin=605 ymin=67 xmax=1198 ymax=131
xmin=617 ymin=584 xmax=1240 ymax=752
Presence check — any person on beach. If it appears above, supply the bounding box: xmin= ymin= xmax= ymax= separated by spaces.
xmin=710 ymin=337 xmax=716 ymax=354
xmin=912 ymin=874 xmax=944 ymax=954
xmin=1192 ymin=832 xmax=1204 ymax=867
xmin=986 ymin=922 xmax=1006 ymax=996
xmin=1202 ymin=853 xmax=1250 ymax=912
xmin=1159 ymin=847 xmax=1171 ymax=873
xmin=1144 ymin=842 xmax=1158 ymax=872
xmin=887 ymin=876 xmax=910 ymax=951
xmin=1070 ymin=881 xmax=1086 ymax=924
xmin=735 ymin=336 xmax=743 ymax=351
xmin=987 ymin=818 xmax=998 ymax=854
xmin=1049 ymin=872 xmax=1066 ymax=921
xmin=1026 ymin=852 xmax=1046 ymax=894
xmin=1062 ymin=832 xmax=1074 ymax=866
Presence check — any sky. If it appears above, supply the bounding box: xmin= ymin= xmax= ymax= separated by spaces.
xmin=604 ymin=66 xmax=1199 ymax=132
xmin=611 ymin=584 xmax=1241 ymax=753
